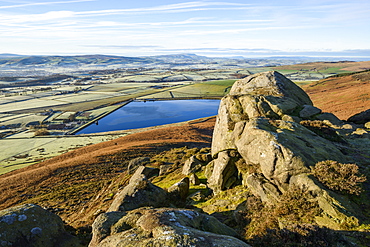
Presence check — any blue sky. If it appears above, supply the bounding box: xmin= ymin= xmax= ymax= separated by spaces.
xmin=0 ymin=0 xmax=369 ymax=57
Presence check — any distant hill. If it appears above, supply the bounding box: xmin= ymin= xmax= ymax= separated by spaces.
xmin=0 ymin=54 xmax=156 ymax=66
xmin=0 ymin=53 xmax=24 ymax=58
xmin=302 ymin=70 xmax=370 ymax=120
xmin=273 ymin=60 xmax=370 ymax=73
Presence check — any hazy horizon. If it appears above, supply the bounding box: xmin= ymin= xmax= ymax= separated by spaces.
xmin=0 ymin=0 xmax=369 ymax=58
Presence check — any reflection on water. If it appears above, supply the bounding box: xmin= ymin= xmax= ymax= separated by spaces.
xmin=77 ymin=99 xmax=220 ymax=134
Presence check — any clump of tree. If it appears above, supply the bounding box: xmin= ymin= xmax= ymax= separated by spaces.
xmin=311 ymin=160 xmax=366 ymax=195
xmin=34 ymin=128 xmax=50 ymax=136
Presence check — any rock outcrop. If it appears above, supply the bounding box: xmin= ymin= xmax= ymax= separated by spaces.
xmin=108 ymin=168 xmax=169 ymax=212
xmin=209 ymin=71 xmax=370 ymax=226
xmin=0 ymin=204 xmax=81 ymax=247
xmin=90 ymin=207 xmax=250 ymax=247
xmin=348 ymin=109 xmax=370 ymax=124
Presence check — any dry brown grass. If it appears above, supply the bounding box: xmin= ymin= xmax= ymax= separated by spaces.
xmin=0 ymin=117 xmax=215 ymax=227
xmin=302 ymin=71 xmax=370 ymax=120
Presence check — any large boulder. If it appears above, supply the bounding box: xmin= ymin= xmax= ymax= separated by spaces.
xmin=90 ymin=207 xmax=250 ymax=247
xmin=210 ymin=71 xmax=369 ymax=225
xmin=0 ymin=204 xmax=81 ymax=247
xmin=212 ymin=71 xmax=313 ymax=156
xmin=229 ymin=71 xmax=312 ymax=106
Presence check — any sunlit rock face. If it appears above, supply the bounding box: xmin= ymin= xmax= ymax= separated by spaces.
xmin=209 ymin=71 xmax=368 ymax=226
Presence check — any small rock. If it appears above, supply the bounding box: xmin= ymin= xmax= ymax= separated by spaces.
xmin=182 ymin=156 xmax=203 ymax=175
xmin=108 ymin=174 xmax=169 ymax=212
xmin=282 ymin=114 xmax=301 ymax=123
xmin=187 ymin=191 xmax=206 ymax=202
xmin=159 ymin=164 xmax=172 ymax=176
xmin=299 ymin=105 xmax=322 ymax=118
xmin=316 ymin=112 xmax=343 ymax=126
xmin=129 ymin=166 xmax=159 ymax=184
xmin=168 ymin=177 xmax=190 ymax=201
xmin=348 ymin=109 xmax=370 ymax=124
xmin=127 ymin=157 xmax=150 ymax=174
xmin=204 ymin=160 xmax=215 ymax=179
xmin=189 ymin=173 xmax=200 ymax=185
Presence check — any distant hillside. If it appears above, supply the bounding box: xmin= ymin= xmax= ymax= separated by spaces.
xmin=0 ymin=53 xmax=23 ymax=58
xmin=302 ymin=70 xmax=370 ymax=120
xmin=273 ymin=60 xmax=370 ymax=74
xmin=0 ymin=54 xmax=156 ymax=66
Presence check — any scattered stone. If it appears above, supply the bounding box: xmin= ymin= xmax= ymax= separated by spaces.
xmin=187 ymin=191 xmax=206 ymax=203
xmin=90 ymin=207 xmax=251 ymax=247
xmin=182 ymin=155 xmax=203 ymax=175
xmin=0 ymin=204 xmax=81 ymax=247
xmin=168 ymin=177 xmax=190 ymax=201
xmin=316 ymin=112 xmax=343 ymax=126
xmin=127 ymin=157 xmax=150 ymax=174
xmin=108 ymin=174 xmax=169 ymax=212
xmin=342 ymin=124 xmax=354 ymax=130
xmin=159 ymin=164 xmax=172 ymax=176
xmin=89 ymin=211 xmax=126 ymax=247
xmin=348 ymin=109 xmax=370 ymax=124
xmin=129 ymin=165 xmax=159 ymax=184
xmin=299 ymin=105 xmax=322 ymax=118
xmin=282 ymin=114 xmax=301 ymax=123
xmin=207 ymin=150 xmax=240 ymax=193
xmin=189 ymin=173 xmax=200 ymax=185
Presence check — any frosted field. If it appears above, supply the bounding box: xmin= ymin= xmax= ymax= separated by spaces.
xmin=0 ymin=134 xmax=125 ymax=175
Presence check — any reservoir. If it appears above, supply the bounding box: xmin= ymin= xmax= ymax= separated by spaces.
xmin=77 ymin=99 xmax=220 ymax=134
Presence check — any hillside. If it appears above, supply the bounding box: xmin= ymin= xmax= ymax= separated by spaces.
xmin=1 ymin=71 xmax=370 ymax=246
xmin=0 ymin=117 xmax=215 ymax=225
xmin=302 ymin=70 xmax=370 ymax=120
xmin=273 ymin=60 xmax=370 ymax=73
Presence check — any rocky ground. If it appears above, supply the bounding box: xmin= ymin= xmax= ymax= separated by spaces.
xmin=1 ymin=71 xmax=370 ymax=246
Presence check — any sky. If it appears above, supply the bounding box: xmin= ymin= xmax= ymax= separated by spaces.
xmin=0 ymin=0 xmax=370 ymax=58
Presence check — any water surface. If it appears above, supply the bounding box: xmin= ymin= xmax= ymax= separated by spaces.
xmin=77 ymin=99 xmax=220 ymax=134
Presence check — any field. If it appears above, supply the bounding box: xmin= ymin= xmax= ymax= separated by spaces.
xmin=138 ymin=80 xmax=237 ymax=99
xmin=0 ymin=135 xmax=123 ymax=175
xmin=1 ymin=60 xmax=369 ymax=175
xmin=0 ymin=78 xmax=234 ymax=174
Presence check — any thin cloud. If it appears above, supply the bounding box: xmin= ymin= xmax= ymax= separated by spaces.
xmin=0 ymin=0 xmax=95 ymax=9
xmin=63 ymin=2 xmax=254 ymax=17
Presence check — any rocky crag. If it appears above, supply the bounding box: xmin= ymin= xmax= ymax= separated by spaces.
xmin=209 ymin=71 xmax=370 ymax=226
xmin=1 ymin=71 xmax=370 ymax=246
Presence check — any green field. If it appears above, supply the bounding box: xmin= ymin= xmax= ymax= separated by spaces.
xmin=139 ymin=80 xmax=237 ymax=99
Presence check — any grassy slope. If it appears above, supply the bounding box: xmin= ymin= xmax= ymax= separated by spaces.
xmin=0 ymin=117 xmax=215 ymax=227
xmin=302 ymin=70 xmax=370 ymax=120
